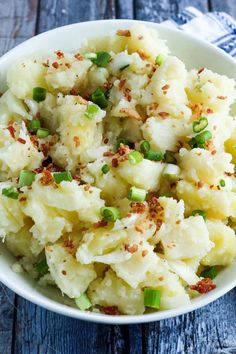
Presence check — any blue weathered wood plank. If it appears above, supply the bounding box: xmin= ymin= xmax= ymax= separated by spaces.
xmin=210 ymin=0 xmax=236 ymax=19
xmin=0 ymin=284 xmax=15 ymax=354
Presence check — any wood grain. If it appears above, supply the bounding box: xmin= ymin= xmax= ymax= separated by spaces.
xmin=210 ymin=0 xmax=236 ymax=19
xmin=0 ymin=284 xmax=15 ymax=354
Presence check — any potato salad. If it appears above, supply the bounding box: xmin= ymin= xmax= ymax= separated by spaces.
xmin=1 ymin=24 xmax=236 ymax=315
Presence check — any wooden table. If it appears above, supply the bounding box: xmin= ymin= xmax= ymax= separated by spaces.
xmin=0 ymin=0 xmax=236 ymax=353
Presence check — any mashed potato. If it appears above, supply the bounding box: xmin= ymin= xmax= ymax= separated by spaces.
xmin=1 ymin=24 xmax=236 ymax=316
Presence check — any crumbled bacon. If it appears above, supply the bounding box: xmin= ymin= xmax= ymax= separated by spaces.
xmin=75 ymin=95 xmax=88 ymax=104
xmin=84 ymin=184 xmax=91 ymax=191
xmin=142 ymin=250 xmax=148 ymax=257
xmin=93 ymin=220 xmax=108 ymax=228
xmin=52 ymin=62 xmax=59 ymax=69
xmin=124 ymin=88 xmax=132 ymax=102
xmin=42 ymin=60 xmax=50 ymax=68
xmin=130 ymin=202 xmax=146 ymax=214
xmin=198 ymin=67 xmax=205 ymax=74
xmin=190 ymin=278 xmax=216 ymax=294
xmin=103 ymin=306 xmax=120 ymax=315
xmin=118 ymin=143 xmax=130 ymax=156
xmin=217 ymin=95 xmax=227 ymax=100
xmin=17 ymin=138 xmax=26 ymax=144
xmin=55 ymin=50 xmax=64 ymax=59
xmin=195 ymin=180 xmax=204 ymax=189
xmin=7 ymin=125 xmax=16 ymax=139
xmin=62 ymin=270 xmax=67 ymax=276
xmin=156 ymin=219 xmax=163 ymax=231
xmin=74 ymin=53 xmax=83 ymax=61
xmin=124 ymin=243 xmax=138 ymax=253
xmin=207 ymin=108 xmax=213 ymax=114
xmin=73 ymin=175 xmax=81 ymax=183
xmin=158 ymin=112 xmax=169 ymax=119
xmin=70 ymin=88 xmax=79 ymax=96
xmin=41 ymin=144 xmax=49 ymax=157
xmin=176 ymin=220 xmax=181 ymax=225
xmin=112 ymin=158 xmax=119 ymax=168
xmin=162 ymin=84 xmax=170 ymax=91
xmin=119 ymin=79 xmax=126 ymax=90
xmin=103 ymin=82 xmax=113 ymax=91
xmin=225 ymin=171 xmax=235 ymax=177
xmin=103 ymin=151 xmax=115 ymax=157
xmin=137 ymin=49 xmax=149 ymax=60
xmin=116 ymin=29 xmax=131 ymax=37
xmin=40 ymin=169 xmax=53 ymax=185
xmin=30 ymin=135 xmax=39 ymax=148
xmin=19 ymin=197 xmax=27 ymax=202
xmin=103 ymin=137 xmax=109 ymax=144
xmin=120 ymin=108 xmax=142 ymax=120
xmin=135 ymin=225 xmax=144 ymax=234
xmin=63 ymin=238 xmax=74 ymax=253
xmin=73 ymin=136 xmax=80 ymax=147
xmin=65 ymin=62 xmax=71 ymax=68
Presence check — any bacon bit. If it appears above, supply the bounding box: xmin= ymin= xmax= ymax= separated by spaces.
xmin=75 ymin=95 xmax=88 ymax=105
xmin=207 ymin=108 xmax=213 ymax=114
xmin=52 ymin=62 xmax=59 ymax=69
xmin=120 ymin=108 xmax=142 ymax=120
xmin=73 ymin=136 xmax=80 ymax=147
xmin=63 ymin=238 xmax=74 ymax=253
xmin=190 ymin=278 xmax=216 ymax=294
xmin=65 ymin=62 xmax=71 ymax=69
xmin=103 ymin=151 xmax=115 ymax=157
xmin=147 ymin=102 xmax=159 ymax=116
xmin=198 ymin=67 xmax=205 ymax=75
xmin=211 ymin=150 xmax=217 ymax=155
xmin=130 ymin=202 xmax=146 ymax=214
xmin=73 ymin=175 xmax=81 ymax=183
xmin=70 ymin=88 xmax=79 ymax=96
xmin=42 ymin=61 xmax=50 ymax=68
xmin=116 ymin=29 xmax=131 ymax=37
xmin=158 ymin=112 xmax=169 ymax=119
xmin=41 ymin=144 xmax=49 ymax=157
xmin=124 ymin=243 xmax=138 ymax=253
xmin=103 ymin=306 xmax=120 ymax=316
xmin=137 ymin=49 xmax=149 ymax=60
xmin=158 ymin=276 xmax=164 ymax=281
xmin=196 ymin=180 xmax=204 ymax=189
xmin=156 ymin=219 xmax=163 ymax=231
xmin=124 ymin=88 xmax=132 ymax=102
xmin=119 ymin=79 xmax=126 ymax=90
xmin=7 ymin=125 xmax=16 ymax=139
xmin=30 ymin=135 xmax=39 ymax=148
xmin=138 ymin=35 xmax=144 ymax=40
xmin=19 ymin=197 xmax=27 ymax=202
xmin=84 ymin=184 xmax=91 ymax=191
xmin=197 ymin=152 xmax=202 ymax=156
xmin=135 ymin=225 xmax=144 ymax=234
xmin=40 ymin=169 xmax=53 ymax=185
xmin=118 ymin=143 xmax=130 ymax=156
xmin=17 ymin=138 xmax=26 ymax=144
xmin=142 ymin=250 xmax=148 ymax=257
xmin=147 ymin=194 xmax=160 ymax=209
xmin=176 ymin=220 xmax=181 ymax=225
xmin=112 ymin=158 xmax=119 ymax=168
xmin=225 ymin=171 xmax=235 ymax=177
xmin=62 ymin=270 xmax=67 ymax=276
xmin=103 ymin=137 xmax=109 ymax=144
xmin=217 ymin=95 xmax=227 ymax=100
xmin=93 ymin=220 xmax=108 ymax=228
xmin=74 ymin=53 xmax=84 ymax=61
xmin=55 ymin=50 xmax=64 ymax=59
xmin=162 ymin=84 xmax=170 ymax=91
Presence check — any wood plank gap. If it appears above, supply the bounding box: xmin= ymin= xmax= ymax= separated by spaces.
xmin=10 ymin=296 xmax=18 ymax=354
xmin=34 ymin=0 xmax=41 ymax=35
xmin=208 ymin=0 xmax=212 ymax=11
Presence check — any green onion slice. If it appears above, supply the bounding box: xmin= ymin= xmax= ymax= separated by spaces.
xmin=53 ymin=171 xmax=73 ymax=184
xmin=100 ymin=207 xmax=121 ymax=222
xmin=200 ymin=266 xmax=218 ymax=280
xmin=188 ymin=137 xmax=198 ymax=149
xmin=84 ymin=104 xmax=99 ymax=120
xmin=128 ymin=151 xmax=143 ymax=165
xmin=36 ymin=259 xmax=49 ymax=277
xmin=33 ymin=87 xmax=47 ymax=102
xmin=144 ymin=288 xmax=161 ymax=309
xmin=192 ymin=209 xmax=207 ymax=220
xmin=155 ymin=54 xmax=165 ymax=66
xmin=120 ymin=64 xmax=130 ymax=71
xmin=220 ymin=179 xmax=225 ymax=187
xmin=164 ymin=150 xmax=177 ymax=164
xmin=144 ymin=150 xmax=163 ymax=162
xmin=128 ymin=186 xmax=147 ymax=202
xmin=84 ymin=52 xmax=97 ymax=60
xmin=91 ymin=88 xmax=108 ymax=109
xmin=75 ymin=293 xmax=92 ymax=311
xmin=93 ymin=51 xmax=111 ymax=67
xmin=193 ymin=117 xmax=208 ymax=133
xmin=140 ymin=140 xmax=151 ymax=154
xmin=19 ymin=170 xmax=36 ymax=188
xmin=101 ymin=164 xmax=110 ymax=174
xmin=28 ymin=119 xmax=41 ymax=133
xmin=162 ymin=164 xmax=180 ymax=181
xmin=36 ymin=128 xmax=50 ymax=138
xmin=2 ymin=186 xmax=19 ymax=200
xmin=195 ymin=130 xmax=212 ymax=145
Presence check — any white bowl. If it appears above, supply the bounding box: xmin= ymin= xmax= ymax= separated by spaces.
xmin=0 ymin=19 xmax=236 ymax=325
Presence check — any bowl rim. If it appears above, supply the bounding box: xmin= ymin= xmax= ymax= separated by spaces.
xmin=0 ymin=18 xmax=236 ymax=325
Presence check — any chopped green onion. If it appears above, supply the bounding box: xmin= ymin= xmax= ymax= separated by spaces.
xmin=116 ymin=137 xmax=131 ymax=149
xmin=192 ymin=209 xmax=207 ymax=220
xmin=144 ymin=288 xmax=161 ymax=309
xmin=220 ymin=179 xmax=225 ymax=187
xmin=19 ymin=170 xmax=36 ymax=188
xmin=93 ymin=51 xmax=111 ymax=67
xmin=84 ymin=52 xmax=97 ymax=60
xmin=2 ymin=186 xmax=19 ymax=200
xmin=101 ymin=164 xmax=110 ymax=174
xmin=195 ymin=130 xmax=212 ymax=145
xmin=140 ymin=140 xmax=151 ymax=154
xmin=128 ymin=186 xmax=146 ymax=202
xmin=144 ymin=150 xmax=163 ymax=161
xmin=84 ymin=104 xmax=99 ymax=120
xmin=75 ymin=293 xmax=92 ymax=311
xmin=193 ymin=117 xmax=208 ymax=133
xmin=28 ymin=119 xmax=41 ymax=133
xmin=33 ymin=87 xmax=47 ymax=102
xmin=164 ymin=150 xmax=177 ymax=164
xmin=100 ymin=207 xmax=121 ymax=221
xmin=188 ymin=137 xmax=198 ymax=149
xmin=128 ymin=151 xmax=143 ymax=165
xmin=162 ymin=164 xmax=180 ymax=181
xmin=200 ymin=266 xmax=218 ymax=280
xmin=36 ymin=128 xmax=50 ymax=138
xmin=91 ymin=88 xmax=108 ymax=109
xmin=53 ymin=171 xmax=72 ymax=184
xmin=120 ymin=64 xmax=130 ymax=71
xmin=155 ymin=54 xmax=165 ymax=66
xmin=36 ymin=259 xmax=49 ymax=277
